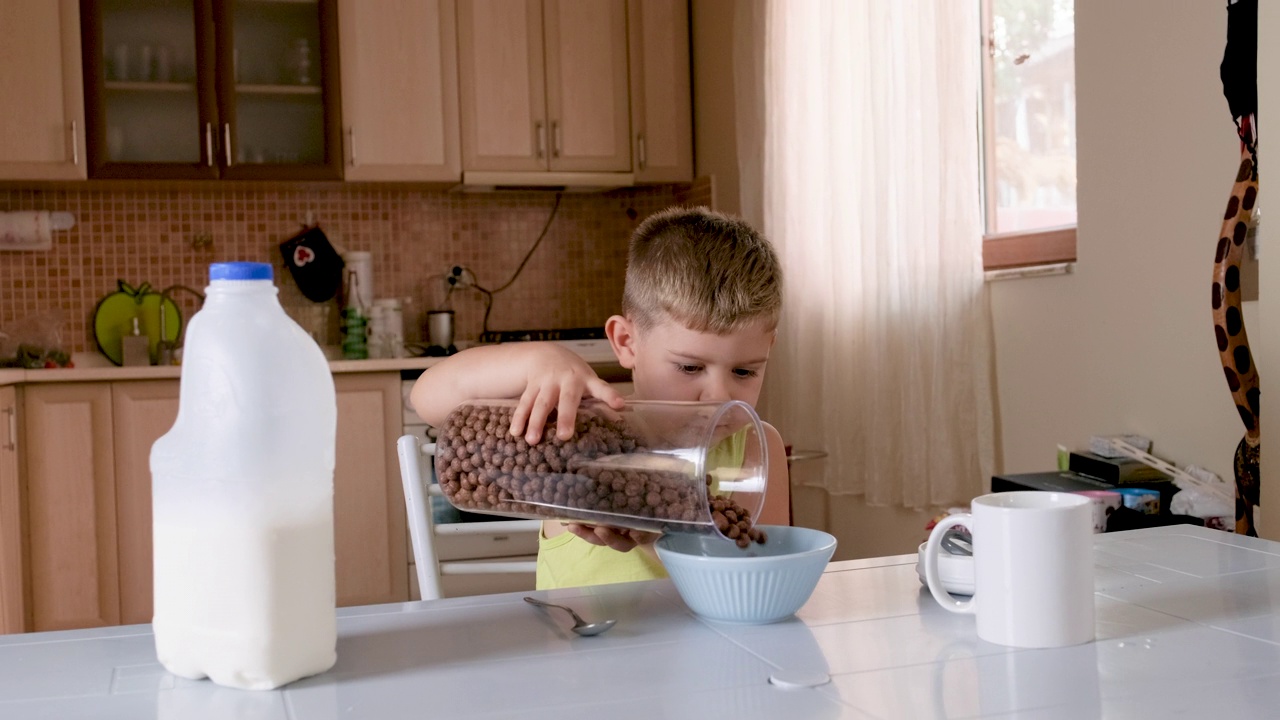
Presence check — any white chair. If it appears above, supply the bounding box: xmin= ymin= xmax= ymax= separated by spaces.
xmin=396 ymin=435 xmax=540 ymax=600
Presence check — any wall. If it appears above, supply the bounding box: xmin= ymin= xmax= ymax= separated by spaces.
xmin=692 ymin=0 xmax=1259 ymax=558
xmin=990 ymin=0 xmax=1257 ymax=505
xmin=1258 ymin=0 xmax=1278 ymax=540
xmin=0 ymin=181 xmax=705 ymax=360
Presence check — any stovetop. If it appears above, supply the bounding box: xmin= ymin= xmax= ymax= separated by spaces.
xmin=478 ymin=327 xmax=607 ymax=344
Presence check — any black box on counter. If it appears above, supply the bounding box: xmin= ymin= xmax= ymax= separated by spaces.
xmin=1068 ymin=451 xmax=1172 ymax=484
xmin=991 ymin=471 xmax=1186 ymax=529
xmin=991 ymin=470 xmax=1116 ymax=494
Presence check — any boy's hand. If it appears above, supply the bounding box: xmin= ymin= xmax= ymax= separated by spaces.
xmin=563 ymin=523 xmax=660 ymax=552
xmin=510 ymin=344 xmax=624 ymax=444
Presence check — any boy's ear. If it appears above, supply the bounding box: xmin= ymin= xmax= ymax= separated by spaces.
xmin=605 ymin=315 xmax=638 ymax=369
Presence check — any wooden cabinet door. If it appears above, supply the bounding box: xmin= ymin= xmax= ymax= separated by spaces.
xmin=457 ymin=0 xmax=548 ymax=172
xmin=333 ymin=374 xmax=408 ymax=607
xmin=338 ymin=0 xmax=461 ymax=182
xmin=0 ymin=387 xmax=25 ymax=634
xmin=23 ymin=384 xmax=119 ymax=632
xmin=628 ymin=0 xmax=692 ymax=183
xmin=80 ymin=0 xmax=218 ymax=179
xmin=543 ymin=0 xmax=630 ymax=172
xmin=81 ymin=0 xmax=342 ymax=180
xmin=214 ymin=0 xmax=344 ymax=180
xmin=111 ymin=381 xmax=179 ymax=626
xmin=0 ymin=0 xmax=86 ymax=180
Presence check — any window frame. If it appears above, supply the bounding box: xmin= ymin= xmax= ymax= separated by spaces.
xmin=979 ymin=0 xmax=1078 ymax=271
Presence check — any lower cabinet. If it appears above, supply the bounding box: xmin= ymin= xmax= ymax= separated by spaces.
xmin=23 ymin=382 xmax=121 ymax=632
xmin=0 ymin=373 xmax=408 ymax=634
xmin=332 ymin=373 xmax=409 ymax=607
xmin=0 ymin=386 xmax=24 ymax=634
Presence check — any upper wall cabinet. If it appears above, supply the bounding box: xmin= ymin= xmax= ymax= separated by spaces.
xmin=79 ymin=0 xmax=342 ymax=180
xmin=0 ymin=0 xmax=87 ymax=181
xmin=337 ymin=0 xmax=460 ymax=183
xmin=628 ymin=0 xmax=691 ymax=183
xmin=457 ymin=0 xmax=631 ymax=181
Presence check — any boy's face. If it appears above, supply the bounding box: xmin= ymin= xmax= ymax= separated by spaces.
xmin=606 ymin=313 xmax=776 ymax=406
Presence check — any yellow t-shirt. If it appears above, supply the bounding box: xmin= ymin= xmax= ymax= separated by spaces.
xmin=535 ymin=428 xmax=749 ymax=590
xmin=535 ymin=531 xmax=668 ymax=590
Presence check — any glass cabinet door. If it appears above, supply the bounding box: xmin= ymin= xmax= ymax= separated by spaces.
xmin=215 ymin=0 xmax=341 ymax=179
xmin=85 ymin=0 xmax=217 ymax=177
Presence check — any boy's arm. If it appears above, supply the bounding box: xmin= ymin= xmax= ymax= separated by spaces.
xmin=409 ymin=342 xmax=623 ymax=442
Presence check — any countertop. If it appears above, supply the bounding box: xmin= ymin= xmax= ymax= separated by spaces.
xmin=1 ymin=525 xmax=1278 ymax=718
xmin=0 ymin=340 xmax=623 ymax=386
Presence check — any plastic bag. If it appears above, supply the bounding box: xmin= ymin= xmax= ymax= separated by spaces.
xmin=1170 ymin=487 xmax=1234 ymax=532
xmin=0 ymin=310 xmax=72 ymax=368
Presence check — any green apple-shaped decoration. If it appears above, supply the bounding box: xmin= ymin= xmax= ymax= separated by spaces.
xmin=93 ymin=281 xmax=182 ymax=366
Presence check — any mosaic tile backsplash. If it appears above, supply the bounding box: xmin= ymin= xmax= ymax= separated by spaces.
xmin=0 ymin=178 xmax=713 ymax=359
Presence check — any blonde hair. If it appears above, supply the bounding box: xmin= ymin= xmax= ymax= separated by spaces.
xmin=622 ymin=207 xmax=782 ymax=333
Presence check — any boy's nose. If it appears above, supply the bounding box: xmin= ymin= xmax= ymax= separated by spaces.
xmin=699 ymin=375 xmax=733 ymax=403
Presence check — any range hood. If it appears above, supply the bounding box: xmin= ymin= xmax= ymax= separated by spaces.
xmin=458 ymin=171 xmax=636 ymax=193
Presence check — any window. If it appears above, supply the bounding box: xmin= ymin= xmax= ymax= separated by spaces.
xmin=980 ymin=0 xmax=1077 ymax=270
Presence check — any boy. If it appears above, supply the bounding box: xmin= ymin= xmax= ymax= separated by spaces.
xmin=410 ymin=206 xmax=789 ymax=589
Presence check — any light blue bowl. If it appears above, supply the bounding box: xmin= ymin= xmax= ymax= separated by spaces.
xmin=656 ymin=525 xmax=837 ymax=624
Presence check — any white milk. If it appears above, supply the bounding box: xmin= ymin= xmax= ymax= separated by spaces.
xmin=151 ymin=262 xmax=337 ymax=690
xmin=152 ymin=509 xmax=336 ymax=690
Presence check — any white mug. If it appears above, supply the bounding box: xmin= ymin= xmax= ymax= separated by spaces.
xmin=923 ymin=491 xmax=1095 ymax=648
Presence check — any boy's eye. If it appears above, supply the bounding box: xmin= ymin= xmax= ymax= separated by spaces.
xmin=676 ymin=364 xmax=702 ymax=375
xmin=733 ymin=368 xmax=760 ymax=379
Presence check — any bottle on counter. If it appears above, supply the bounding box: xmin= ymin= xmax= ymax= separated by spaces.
xmin=340 ymin=250 xmax=373 ymax=360
xmin=149 ymin=261 xmax=337 ymax=690
xmin=121 ymin=315 xmax=152 ymax=367
xmin=367 ymin=298 xmax=405 ymax=359
xmin=341 ymin=307 xmax=368 ymax=359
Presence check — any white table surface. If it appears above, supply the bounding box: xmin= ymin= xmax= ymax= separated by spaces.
xmin=3 ymin=525 xmax=1280 ymax=719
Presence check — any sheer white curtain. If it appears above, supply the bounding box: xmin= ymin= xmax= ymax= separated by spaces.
xmin=738 ymin=0 xmax=995 ymax=508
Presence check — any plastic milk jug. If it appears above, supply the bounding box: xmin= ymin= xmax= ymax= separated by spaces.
xmin=150 ymin=262 xmax=337 ymax=690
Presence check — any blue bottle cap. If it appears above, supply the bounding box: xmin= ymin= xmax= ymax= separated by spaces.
xmin=210 ymin=262 xmax=274 ymax=281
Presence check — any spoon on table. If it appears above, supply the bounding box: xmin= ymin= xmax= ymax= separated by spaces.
xmin=523 ymin=597 xmax=617 ymax=637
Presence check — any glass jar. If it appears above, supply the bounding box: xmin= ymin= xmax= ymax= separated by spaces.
xmin=433 ymin=399 xmax=769 ymax=545
xmin=287 ymin=38 xmax=312 ymax=85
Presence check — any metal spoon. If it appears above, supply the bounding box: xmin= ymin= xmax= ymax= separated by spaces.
xmin=523 ymin=596 xmax=617 ymax=637
xmin=942 ymin=528 xmax=973 ymax=557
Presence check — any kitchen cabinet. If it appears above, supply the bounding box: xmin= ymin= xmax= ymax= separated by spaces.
xmin=0 ymin=386 xmax=24 ymax=634
xmin=1 ymin=373 xmax=408 ymax=634
xmin=337 ymin=0 xmax=461 ymax=182
xmin=457 ymin=0 xmax=631 ymax=176
xmin=0 ymin=0 xmax=87 ymax=180
xmin=627 ymin=0 xmax=692 ymax=183
xmin=22 ymin=383 xmax=120 ymax=632
xmin=79 ymin=0 xmax=342 ymax=180
xmin=111 ymin=381 xmax=179 ymax=626
xmin=15 ymin=381 xmax=179 ymax=632
xmin=332 ymin=373 xmax=408 ymax=607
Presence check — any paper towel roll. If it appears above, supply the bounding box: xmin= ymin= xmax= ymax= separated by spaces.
xmin=0 ymin=211 xmax=54 ymax=251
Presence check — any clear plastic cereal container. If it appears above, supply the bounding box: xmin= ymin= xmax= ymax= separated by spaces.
xmin=433 ymin=399 xmax=769 ymax=546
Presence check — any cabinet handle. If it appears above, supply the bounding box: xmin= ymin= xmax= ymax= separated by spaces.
xmin=347 ymin=127 xmax=357 ymax=166
xmin=205 ymin=123 xmax=214 ymax=167
xmin=637 ymin=134 xmax=646 ymax=170
xmin=551 ymin=121 xmax=561 ymax=158
xmin=3 ymin=407 xmax=14 ymax=451
xmin=223 ymin=123 xmax=233 ymax=166
xmin=70 ymin=121 xmax=79 ymax=166
xmin=534 ymin=121 xmax=545 ymax=159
